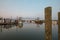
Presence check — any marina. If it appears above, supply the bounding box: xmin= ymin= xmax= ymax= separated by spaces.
xmin=0 ymin=0 xmax=60 ymax=40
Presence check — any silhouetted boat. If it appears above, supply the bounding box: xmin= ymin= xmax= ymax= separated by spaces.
xmin=34 ymin=20 xmax=43 ymax=24
xmin=34 ymin=17 xmax=43 ymax=24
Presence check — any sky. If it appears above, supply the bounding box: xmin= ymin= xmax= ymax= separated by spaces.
xmin=0 ymin=0 xmax=60 ymax=20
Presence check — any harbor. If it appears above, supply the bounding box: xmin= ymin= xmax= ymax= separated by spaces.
xmin=0 ymin=0 xmax=60 ymax=40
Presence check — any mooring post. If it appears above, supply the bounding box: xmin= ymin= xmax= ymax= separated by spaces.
xmin=58 ymin=12 xmax=60 ymax=40
xmin=45 ymin=7 xmax=52 ymax=40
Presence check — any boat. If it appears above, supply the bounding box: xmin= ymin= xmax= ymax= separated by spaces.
xmin=34 ymin=20 xmax=43 ymax=24
xmin=34 ymin=17 xmax=43 ymax=24
xmin=18 ymin=21 xmax=23 ymax=27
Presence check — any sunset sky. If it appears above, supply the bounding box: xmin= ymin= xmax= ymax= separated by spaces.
xmin=0 ymin=0 xmax=60 ymax=20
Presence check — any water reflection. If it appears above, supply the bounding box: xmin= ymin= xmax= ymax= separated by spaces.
xmin=36 ymin=24 xmax=40 ymax=27
xmin=3 ymin=25 xmax=12 ymax=29
xmin=0 ymin=23 xmax=23 ymax=32
xmin=0 ymin=25 xmax=2 ymax=32
xmin=16 ymin=24 xmax=23 ymax=28
xmin=0 ymin=22 xmax=58 ymax=40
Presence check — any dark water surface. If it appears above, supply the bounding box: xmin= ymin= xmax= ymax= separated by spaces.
xmin=0 ymin=23 xmax=58 ymax=40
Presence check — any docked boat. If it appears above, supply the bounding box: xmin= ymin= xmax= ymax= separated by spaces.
xmin=34 ymin=17 xmax=43 ymax=24
xmin=34 ymin=20 xmax=43 ymax=24
xmin=18 ymin=21 xmax=23 ymax=27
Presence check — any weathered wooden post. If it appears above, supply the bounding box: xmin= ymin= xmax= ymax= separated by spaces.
xmin=58 ymin=12 xmax=60 ymax=40
xmin=45 ymin=7 xmax=52 ymax=40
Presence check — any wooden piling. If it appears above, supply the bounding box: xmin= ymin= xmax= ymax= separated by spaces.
xmin=45 ymin=7 xmax=52 ymax=40
xmin=58 ymin=12 xmax=60 ymax=40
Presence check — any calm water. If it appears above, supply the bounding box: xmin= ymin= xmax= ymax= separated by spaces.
xmin=0 ymin=23 xmax=58 ymax=40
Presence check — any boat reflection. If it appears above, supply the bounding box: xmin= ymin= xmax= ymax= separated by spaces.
xmin=36 ymin=24 xmax=40 ymax=27
xmin=0 ymin=23 xmax=23 ymax=32
xmin=0 ymin=25 xmax=2 ymax=32
xmin=3 ymin=25 xmax=13 ymax=29
xmin=16 ymin=23 xmax=23 ymax=28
